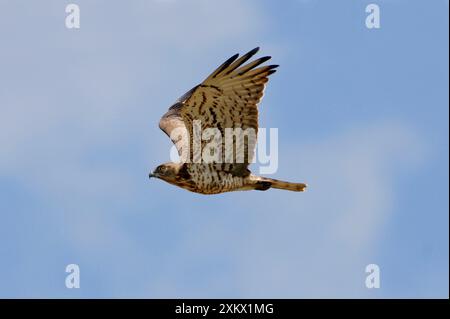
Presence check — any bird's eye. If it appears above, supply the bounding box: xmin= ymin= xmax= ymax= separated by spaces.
xmin=159 ymin=166 xmax=167 ymax=173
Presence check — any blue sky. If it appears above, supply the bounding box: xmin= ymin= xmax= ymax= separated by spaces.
xmin=0 ymin=0 xmax=448 ymax=298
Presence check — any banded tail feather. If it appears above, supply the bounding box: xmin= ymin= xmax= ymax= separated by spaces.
xmin=252 ymin=176 xmax=307 ymax=192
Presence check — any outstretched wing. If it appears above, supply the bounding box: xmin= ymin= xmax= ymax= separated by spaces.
xmin=159 ymin=47 xmax=278 ymax=174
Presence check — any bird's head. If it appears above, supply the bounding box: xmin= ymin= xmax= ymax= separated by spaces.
xmin=149 ymin=162 xmax=183 ymax=183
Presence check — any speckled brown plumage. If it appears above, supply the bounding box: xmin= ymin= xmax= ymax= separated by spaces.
xmin=151 ymin=48 xmax=307 ymax=194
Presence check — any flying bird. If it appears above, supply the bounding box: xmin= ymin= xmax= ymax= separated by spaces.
xmin=150 ymin=47 xmax=307 ymax=194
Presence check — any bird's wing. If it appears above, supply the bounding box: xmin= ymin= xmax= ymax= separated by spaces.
xmin=159 ymin=86 xmax=199 ymax=157
xmin=159 ymin=48 xmax=277 ymax=175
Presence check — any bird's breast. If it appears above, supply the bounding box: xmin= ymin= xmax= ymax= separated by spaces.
xmin=184 ymin=164 xmax=246 ymax=194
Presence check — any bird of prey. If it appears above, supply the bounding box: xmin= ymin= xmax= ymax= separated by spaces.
xmin=150 ymin=47 xmax=307 ymax=195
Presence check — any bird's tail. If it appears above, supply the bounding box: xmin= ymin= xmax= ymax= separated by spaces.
xmin=250 ymin=176 xmax=307 ymax=192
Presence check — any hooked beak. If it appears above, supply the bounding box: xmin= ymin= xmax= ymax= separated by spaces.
xmin=149 ymin=173 xmax=156 ymax=179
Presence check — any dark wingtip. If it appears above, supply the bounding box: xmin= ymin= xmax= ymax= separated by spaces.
xmin=230 ymin=53 xmax=239 ymax=60
xmin=224 ymin=47 xmax=261 ymax=75
xmin=212 ymin=53 xmax=239 ymax=78
xmin=260 ymin=56 xmax=272 ymax=63
xmin=248 ymin=47 xmax=260 ymax=55
xmin=225 ymin=53 xmax=240 ymax=66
